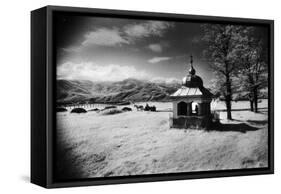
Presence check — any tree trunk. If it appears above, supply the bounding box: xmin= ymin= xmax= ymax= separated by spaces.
xmin=248 ymin=74 xmax=255 ymax=112
xmin=249 ymin=92 xmax=254 ymax=112
xmin=250 ymin=100 xmax=254 ymax=112
xmin=225 ymin=73 xmax=232 ymax=120
xmin=225 ymin=97 xmax=232 ymax=120
xmin=253 ymin=85 xmax=258 ymax=112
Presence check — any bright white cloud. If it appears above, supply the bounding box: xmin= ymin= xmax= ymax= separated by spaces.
xmin=124 ymin=21 xmax=173 ymax=40
xmin=82 ymin=28 xmax=129 ymax=47
xmin=148 ymin=56 xmax=171 ymax=64
xmin=57 ymin=62 xmax=149 ymax=82
xmin=148 ymin=44 xmax=162 ymax=53
xmin=63 ymin=21 xmax=174 ymax=52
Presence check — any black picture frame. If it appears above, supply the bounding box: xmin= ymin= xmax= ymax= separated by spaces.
xmin=31 ymin=5 xmax=274 ymax=188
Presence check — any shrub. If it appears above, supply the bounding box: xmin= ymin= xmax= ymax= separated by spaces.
xmin=100 ymin=108 xmax=123 ymax=115
xmin=88 ymin=108 xmax=100 ymax=112
xmin=103 ymin=105 xmax=117 ymax=110
xmin=71 ymin=108 xmax=87 ymax=113
xmin=122 ymin=107 xmax=132 ymax=111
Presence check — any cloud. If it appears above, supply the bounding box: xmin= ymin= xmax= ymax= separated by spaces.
xmin=148 ymin=56 xmax=171 ymax=64
xmin=123 ymin=21 xmax=173 ymax=40
xmin=57 ymin=62 xmax=149 ymax=82
xmin=82 ymin=28 xmax=129 ymax=46
xmin=63 ymin=21 xmax=174 ymax=52
xmin=61 ymin=46 xmax=81 ymax=53
xmin=148 ymin=44 xmax=162 ymax=53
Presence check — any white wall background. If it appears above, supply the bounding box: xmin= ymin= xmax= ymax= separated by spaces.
xmin=0 ymin=0 xmax=279 ymax=193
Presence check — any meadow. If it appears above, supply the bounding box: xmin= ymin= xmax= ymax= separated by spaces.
xmin=56 ymin=100 xmax=268 ymax=179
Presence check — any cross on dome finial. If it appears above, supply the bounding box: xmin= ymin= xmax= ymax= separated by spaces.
xmin=189 ymin=55 xmax=196 ymax=75
xmin=181 ymin=54 xmax=204 ymax=88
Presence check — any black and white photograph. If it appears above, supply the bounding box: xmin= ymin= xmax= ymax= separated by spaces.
xmin=54 ymin=12 xmax=270 ymax=180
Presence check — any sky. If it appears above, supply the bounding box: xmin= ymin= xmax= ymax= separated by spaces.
xmin=54 ymin=13 xmax=233 ymax=86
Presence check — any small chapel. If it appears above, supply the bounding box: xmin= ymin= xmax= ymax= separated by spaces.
xmin=170 ymin=55 xmax=214 ymax=129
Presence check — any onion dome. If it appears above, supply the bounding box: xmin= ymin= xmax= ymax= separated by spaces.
xmin=182 ymin=55 xmax=203 ymax=88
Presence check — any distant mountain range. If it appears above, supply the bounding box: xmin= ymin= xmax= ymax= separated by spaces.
xmin=57 ymin=78 xmax=268 ymax=105
xmin=57 ymin=78 xmax=180 ymax=104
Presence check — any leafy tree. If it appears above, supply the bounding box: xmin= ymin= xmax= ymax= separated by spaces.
xmin=235 ymin=27 xmax=268 ymax=112
xmin=202 ymin=24 xmax=243 ymax=120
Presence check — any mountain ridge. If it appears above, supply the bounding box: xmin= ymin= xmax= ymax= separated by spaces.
xmin=57 ymin=78 xmax=180 ymax=104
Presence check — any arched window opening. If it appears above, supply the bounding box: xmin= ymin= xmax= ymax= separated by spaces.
xmin=177 ymin=101 xmax=187 ymax=116
xmin=191 ymin=102 xmax=199 ymax=115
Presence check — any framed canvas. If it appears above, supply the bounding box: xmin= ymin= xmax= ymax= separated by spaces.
xmin=31 ymin=5 xmax=274 ymax=188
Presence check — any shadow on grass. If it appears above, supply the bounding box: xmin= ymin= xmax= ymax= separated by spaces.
xmin=257 ymin=111 xmax=268 ymax=115
xmin=217 ymin=107 xmax=268 ymax=112
xmin=209 ymin=122 xmax=259 ymax=133
xmin=247 ymin=119 xmax=268 ymax=125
